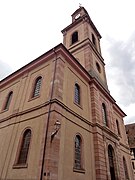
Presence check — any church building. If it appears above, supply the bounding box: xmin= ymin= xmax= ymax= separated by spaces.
xmin=125 ymin=123 xmax=135 ymax=177
xmin=0 ymin=6 xmax=134 ymax=180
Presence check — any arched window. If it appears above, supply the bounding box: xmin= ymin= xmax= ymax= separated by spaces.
xmin=74 ymin=83 xmax=80 ymax=105
xmin=4 ymin=91 xmax=13 ymax=110
xmin=123 ymin=157 xmax=129 ymax=180
xmin=108 ymin=145 xmax=116 ymax=180
xmin=92 ymin=33 xmax=96 ymax=47
xmin=132 ymin=161 xmax=135 ymax=169
xmin=32 ymin=76 xmax=42 ymax=97
xmin=17 ymin=129 xmax=31 ymax=164
xmin=71 ymin=31 xmax=78 ymax=44
xmin=74 ymin=135 xmax=82 ymax=169
xmin=96 ymin=62 xmax=101 ymax=73
xmin=102 ymin=103 xmax=108 ymax=126
xmin=116 ymin=120 xmax=120 ymax=136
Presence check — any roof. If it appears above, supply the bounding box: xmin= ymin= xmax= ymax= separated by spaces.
xmin=0 ymin=42 xmax=125 ymax=118
xmin=0 ymin=43 xmax=90 ymax=87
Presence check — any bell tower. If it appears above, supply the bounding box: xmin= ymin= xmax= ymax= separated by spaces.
xmin=62 ymin=6 xmax=108 ymax=90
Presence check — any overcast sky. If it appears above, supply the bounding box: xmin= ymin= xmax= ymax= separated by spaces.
xmin=0 ymin=0 xmax=135 ymax=124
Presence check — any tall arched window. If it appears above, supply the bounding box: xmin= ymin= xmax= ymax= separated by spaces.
xmin=17 ymin=129 xmax=31 ymax=164
xmin=132 ymin=161 xmax=135 ymax=169
xmin=108 ymin=145 xmax=116 ymax=180
xmin=102 ymin=103 xmax=108 ymax=126
xmin=74 ymin=135 xmax=82 ymax=169
xmin=4 ymin=91 xmax=13 ymax=110
xmin=71 ymin=31 xmax=78 ymax=44
xmin=116 ymin=120 xmax=120 ymax=136
xmin=74 ymin=83 xmax=80 ymax=105
xmin=32 ymin=76 xmax=42 ymax=97
xmin=123 ymin=157 xmax=129 ymax=180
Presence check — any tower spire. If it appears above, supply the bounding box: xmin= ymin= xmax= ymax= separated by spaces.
xmin=61 ymin=7 xmax=108 ymax=90
xmin=79 ymin=3 xmax=82 ymax=7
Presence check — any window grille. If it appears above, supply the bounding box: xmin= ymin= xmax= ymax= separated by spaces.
xmin=75 ymin=83 xmax=80 ymax=104
xmin=74 ymin=135 xmax=81 ymax=169
xmin=108 ymin=145 xmax=116 ymax=180
xmin=102 ymin=103 xmax=107 ymax=126
xmin=33 ymin=77 xmax=42 ymax=97
xmin=18 ymin=129 xmax=31 ymax=164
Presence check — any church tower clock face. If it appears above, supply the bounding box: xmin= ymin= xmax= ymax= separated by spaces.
xmin=75 ymin=13 xmax=80 ymax=19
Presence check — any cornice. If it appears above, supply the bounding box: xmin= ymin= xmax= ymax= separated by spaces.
xmin=90 ymin=78 xmax=114 ymax=103
xmin=113 ymin=103 xmax=126 ymax=117
xmin=93 ymin=122 xmax=119 ymax=141
xmin=119 ymin=142 xmax=130 ymax=151
xmin=0 ymin=43 xmax=91 ymax=88
xmin=0 ymin=98 xmax=123 ymax=142
xmin=68 ymin=38 xmax=105 ymax=65
xmin=0 ymin=45 xmax=60 ymax=87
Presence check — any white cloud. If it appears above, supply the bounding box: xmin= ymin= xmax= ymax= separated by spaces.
xmin=0 ymin=60 xmax=12 ymax=80
xmin=105 ymin=32 xmax=135 ymax=124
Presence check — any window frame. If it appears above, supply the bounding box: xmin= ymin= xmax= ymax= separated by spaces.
xmin=92 ymin=33 xmax=96 ymax=47
xmin=96 ymin=62 xmax=101 ymax=73
xmin=74 ymin=83 xmax=81 ymax=105
xmin=116 ymin=119 xmax=121 ymax=136
xmin=31 ymin=76 xmax=42 ymax=98
xmin=13 ymin=128 xmax=32 ymax=168
xmin=132 ymin=161 xmax=135 ymax=169
xmin=108 ymin=145 xmax=116 ymax=180
xmin=3 ymin=91 xmax=13 ymax=111
xmin=123 ymin=156 xmax=129 ymax=180
xmin=74 ymin=135 xmax=82 ymax=169
xmin=73 ymin=134 xmax=85 ymax=173
xmin=71 ymin=31 xmax=78 ymax=45
xmin=102 ymin=103 xmax=108 ymax=126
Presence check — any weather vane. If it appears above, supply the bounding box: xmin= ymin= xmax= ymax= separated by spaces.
xmin=79 ymin=3 xmax=82 ymax=7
